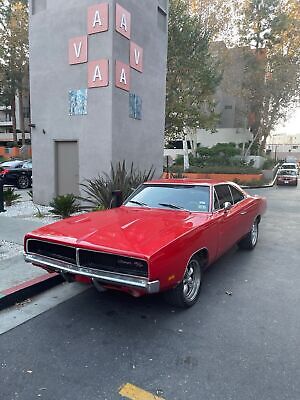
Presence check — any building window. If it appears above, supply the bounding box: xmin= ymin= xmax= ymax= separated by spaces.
xmin=224 ymin=105 xmax=233 ymax=110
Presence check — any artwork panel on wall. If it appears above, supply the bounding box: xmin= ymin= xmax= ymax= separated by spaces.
xmin=69 ymin=89 xmax=88 ymax=116
xmin=129 ymin=93 xmax=142 ymax=120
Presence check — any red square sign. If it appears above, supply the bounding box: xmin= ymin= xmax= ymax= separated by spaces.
xmin=130 ymin=42 xmax=143 ymax=73
xmin=69 ymin=36 xmax=88 ymax=65
xmin=115 ymin=61 xmax=130 ymax=91
xmin=87 ymin=3 xmax=109 ymax=35
xmin=115 ymin=3 xmax=131 ymax=39
xmin=88 ymin=59 xmax=109 ymax=88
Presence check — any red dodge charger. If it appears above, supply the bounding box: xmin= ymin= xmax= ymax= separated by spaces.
xmin=24 ymin=179 xmax=267 ymax=308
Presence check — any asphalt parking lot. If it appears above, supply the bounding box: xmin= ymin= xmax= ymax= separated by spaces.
xmin=1 ymin=185 xmax=299 ymax=400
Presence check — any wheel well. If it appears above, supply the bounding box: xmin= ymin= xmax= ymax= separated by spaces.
xmin=256 ymin=215 xmax=261 ymax=224
xmin=194 ymin=248 xmax=209 ymax=268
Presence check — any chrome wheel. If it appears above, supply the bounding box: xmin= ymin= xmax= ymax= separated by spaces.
xmin=251 ymin=220 xmax=258 ymax=247
xmin=164 ymin=255 xmax=203 ymax=308
xmin=238 ymin=218 xmax=259 ymax=250
xmin=182 ymin=258 xmax=201 ymax=302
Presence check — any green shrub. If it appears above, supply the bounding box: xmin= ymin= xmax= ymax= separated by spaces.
xmin=233 ymin=177 xmax=268 ymax=187
xmin=3 ymin=187 xmax=21 ymax=206
xmin=49 ymin=194 xmax=80 ymax=219
xmin=169 ymin=165 xmax=260 ymax=174
xmin=174 ymin=155 xmax=184 ymax=165
xmin=195 ymin=143 xmax=241 ymax=166
xmin=262 ymin=159 xmax=276 ymax=170
xmin=80 ymin=161 xmax=155 ymax=209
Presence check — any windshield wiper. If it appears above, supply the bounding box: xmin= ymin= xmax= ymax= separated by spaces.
xmin=128 ymin=200 xmax=149 ymax=207
xmin=158 ymin=203 xmax=186 ymax=210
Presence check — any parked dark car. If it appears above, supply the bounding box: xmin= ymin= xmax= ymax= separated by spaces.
xmin=276 ymin=169 xmax=298 ymax=186
xmin=0 ymin=160 xmax=32 ymax=189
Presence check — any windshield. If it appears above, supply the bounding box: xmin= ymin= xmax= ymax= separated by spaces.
xmin=22 ymin=162 xmax=32 ymax=169
xmin=124 ymin=184 xmax=211 ymax=212
xmin=281 ymin=164 xmax=297 ymax=170
xmin=278 ymin=170 xmax=297 ymax=176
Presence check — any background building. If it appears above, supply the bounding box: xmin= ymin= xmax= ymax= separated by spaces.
xmin=267 ymin=133 xmax=300 ymax=161
xmin=165 ymin=44 xmax=253 ymax=160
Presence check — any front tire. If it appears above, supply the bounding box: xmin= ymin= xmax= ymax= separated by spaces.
xmin=238 ymin=218 xmax=259 ymax=250
xmin=164 ymin=256 xmax=202 ymax=308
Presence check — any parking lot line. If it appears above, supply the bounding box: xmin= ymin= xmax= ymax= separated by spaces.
xmin=119 ymin=383 xmax=165 ymax=400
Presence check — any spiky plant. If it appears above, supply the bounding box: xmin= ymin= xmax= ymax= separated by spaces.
xmin=80 ymin=161 xmax=155 ymax=209
xmin=49 ymin=194 xmax=80 ymax=219
xmin=3 ymin=187 xmax=21 ymax=206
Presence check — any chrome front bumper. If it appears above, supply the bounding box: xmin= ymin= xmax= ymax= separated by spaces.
xmin=24 ymin=253 xmax=160 ymax=294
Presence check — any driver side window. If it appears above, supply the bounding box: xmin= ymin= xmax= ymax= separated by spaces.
xmin=214 ymin=185 xmax=233 ymax=209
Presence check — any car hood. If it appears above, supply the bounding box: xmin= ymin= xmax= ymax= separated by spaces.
xmin=26 ymin=206 xmax=210 ymax=259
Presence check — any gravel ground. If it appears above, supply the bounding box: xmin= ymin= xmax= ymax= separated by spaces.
xmin=2 ymin=200 xmax=54 ymax=224
xmin=0 ymin=240 xmax=23 ymax=261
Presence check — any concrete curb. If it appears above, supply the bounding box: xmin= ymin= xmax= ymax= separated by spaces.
xmin=0 ymin=273 xmax=64 ymax=311
xmin=241 ymin=174 xmax=278 ymax=190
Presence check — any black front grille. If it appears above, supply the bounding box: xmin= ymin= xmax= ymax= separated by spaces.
xmin=27 ymin=240 xmax=76 ymax=265
xmin=78 ymin=249 xmax=148 ymax=278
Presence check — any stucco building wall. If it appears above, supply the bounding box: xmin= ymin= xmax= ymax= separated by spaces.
xmin=29 ymin=0 xmax=168 ymax=204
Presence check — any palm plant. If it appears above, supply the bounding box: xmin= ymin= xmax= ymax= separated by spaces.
xmin=49 ymin=194 xmax=80 ymax=219
xmin=3 ymin=187 xmax=21 ymax=206
xmin=80 ymin=161 xmax=155 ymax=209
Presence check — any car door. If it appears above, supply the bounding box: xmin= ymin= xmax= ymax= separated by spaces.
xmin=213 ymin=184 xmax=243 ymax=256
xmin=228 ymin=184 xmax=252 ymax=239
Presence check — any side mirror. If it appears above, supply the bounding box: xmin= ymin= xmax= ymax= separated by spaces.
xmin=223 ymin=201 xmax=232 ymax=212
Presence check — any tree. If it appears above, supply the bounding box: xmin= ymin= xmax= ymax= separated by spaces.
xmin=239 ymin=0 xmax=300 ymax=153
xmin=165 ymin=0 xmax=221 ymax=142
xmin=0 ymin=0 xmax=29 ymax=146
xmin=189 ymin=0 xmax=238 ymax=44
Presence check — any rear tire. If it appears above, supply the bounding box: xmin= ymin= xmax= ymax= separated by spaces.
xmin=164 ymin=255 xmax=203 ymax=308
xmin=238 ymin=219 xmax=259 ymax=250
xmin=17 ymin=175 xmax=31 ymax=189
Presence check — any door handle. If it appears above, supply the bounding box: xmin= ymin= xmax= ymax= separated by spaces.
xmin=240 ymin=211 xmax=247 ymax=215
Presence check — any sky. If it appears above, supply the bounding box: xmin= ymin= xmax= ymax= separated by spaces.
xmin=273 ymin=107 xmax=300 ymax=135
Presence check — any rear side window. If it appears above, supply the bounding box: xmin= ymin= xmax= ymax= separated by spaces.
xmin=214 ymin=185 xmax=233 ymax=209
xmin=229 ymin=185 xmax=245 ymax=204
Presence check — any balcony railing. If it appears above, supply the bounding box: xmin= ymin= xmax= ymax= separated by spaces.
xmin=0 ymin=120 xmax=13 ymax=127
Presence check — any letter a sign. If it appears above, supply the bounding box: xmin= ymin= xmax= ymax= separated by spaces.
xmin=88 ymin=3 xmax=109 ymax=35
xmin=115 ymin=61 xmax=130 ymax=91
xmin=88 ymin=59 xmax=109 ymax=88
xmin=69 ymin=36 xmax=88 ymax=65
xmin=115 ymin=3 xmax=131 ymax=39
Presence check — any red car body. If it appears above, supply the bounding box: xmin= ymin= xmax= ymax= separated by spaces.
xmin=24 ymin=179 xmax=266 ymax=306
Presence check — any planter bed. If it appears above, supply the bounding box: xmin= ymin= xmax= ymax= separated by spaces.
xmin=163 ymin=172 xmax=263 ymax=182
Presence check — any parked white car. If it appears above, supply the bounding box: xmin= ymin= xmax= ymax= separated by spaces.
xmin=279 ymin=163 xmax=299 ymax=175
